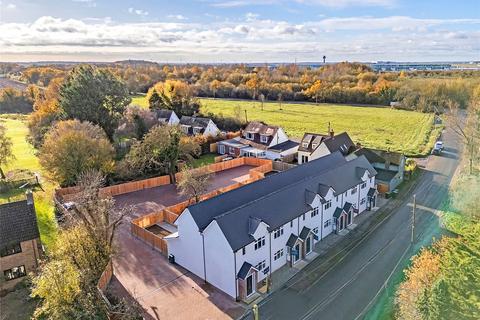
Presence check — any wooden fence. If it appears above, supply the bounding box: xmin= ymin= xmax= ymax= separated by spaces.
xmin=56 ymin=175 xmax=171 ymax=202
xmin=131 ymin=157 xmax=273 ymax=256
xmin=272 ymin=161 xmax=297 ymax=172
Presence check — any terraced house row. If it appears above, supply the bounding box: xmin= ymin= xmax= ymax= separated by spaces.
xmin=165 ymin=152 xmax=378 ymax=301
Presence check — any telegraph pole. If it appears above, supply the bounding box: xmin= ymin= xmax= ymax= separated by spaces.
xmin=411 ymin=194 xmax=416 ymax=243
xmin=244 ymin=110 xmax=248 ymax=123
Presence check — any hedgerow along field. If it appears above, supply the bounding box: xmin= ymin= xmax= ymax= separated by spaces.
xmin=131 ymin=95 xmax=440 ymax=156
xmin=0 ymin=114 xmax=57 ymax=247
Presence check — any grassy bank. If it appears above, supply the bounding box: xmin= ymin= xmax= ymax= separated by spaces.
xmin=131 ymin=95 xmax=439 ymax=156
xmin=0 ymin=115 xmax=57 ymax=247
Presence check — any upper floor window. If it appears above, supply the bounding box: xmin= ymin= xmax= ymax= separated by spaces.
xmin=273 ymin=227 xmax=284 ymax=239
xmin=302 ymin=213 xmax=305 ymax=221
xmin=246 ymin=132 xmax=254 ymax=140
xmin=256 ymin=260 xmax=266 ymax=271
xmin=336 ymin=196 xmax=339 ymax=202
xmin=312 ymin=143 xmax=318 ymax=149
xmin=260 ymin=135 xmax=268 ymax=143
xmin=254 ymin=236 xmax=266 ymax=250
xmin=0 ymin=243 xmax=22 ymax=257
xmin=351 ymin=187 xmax=357 ymax=195
xmin=361 ymin=182 xmax=367 ymax=189
xmin=313 ymin=227 xmax=319 ymax=234
xmin=274 ymin=249 xmax=284 ymax=261
xmin=4 ymin=265 xmax=26 ymax=281
xmin=242 ymin=247 xmax=246 ymax=255
xmin=360 ymin=198 xmax=366 ymax=205
xmin=311 ymin=207 xmax=319 ymax=217
xmin=290 ymin=221 xmax=293 ymax=228
xmin=302 ymin=142 xmax=308 ymax=148
xmin=180 ymin=125 xmax=190 ymax=134
xmin=324 ymin=200 xmax=332 ymax=210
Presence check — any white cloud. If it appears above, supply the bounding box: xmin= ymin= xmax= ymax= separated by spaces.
xmin=295 ymin=0 xmax=395 ymax=8
xmin=72 ymin=0 xmax=96 ymax=8
xmin=6 ymin=3 xmax=15 ymax=9
xmin=167 ymin=14 xmax=188 ymax=20
xmin=245 ymin=12 xmax=259 ymax=21
xmin=0 ymin=15 xmax=478 ymax=62
xmin=128 ymin=8 xmax=149 ymax=16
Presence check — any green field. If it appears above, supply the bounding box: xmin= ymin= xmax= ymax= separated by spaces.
xmin=132 ymin=95 xmax=440 ymax=156
xmin=0 ymin=115 xmax=57 ymax=247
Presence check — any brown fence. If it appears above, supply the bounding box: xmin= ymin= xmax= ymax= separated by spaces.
xmin=272 ymin=161 xmax=297 ymax=172
xmin=130 ymin=157 xmax=273 ymax=256
xmin=97 ymin=260 xmax=114 ymax=292
xmin=56 ymin=175 xmax=171 ymax=202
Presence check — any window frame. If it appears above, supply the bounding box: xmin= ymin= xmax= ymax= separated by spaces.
xmin=260 ymin=135 xmax=268 ymax=143
xmin=324 ymin=200 xmax=332 ymax=210
xmin=246 ymin=132 xmax=254 ymax=140
xmin=273 ymin=227 xmax=284 ymax=239
xmin=255 ymin=260 xmax=266 ymax=271
xmin=3 ymin=265 xmax=26 ymax=281
xmin=323 ymin=219 xmax=331 ymax=228
xmin=274 ymin=249 xmax=284 ymax=261
xmin=254 ymin=236 xmax=266 ymax=250
xmin=311 ymin=207 xmax=319 ymax=218
xmin=0 ymin=242 xmax=22 ymax=257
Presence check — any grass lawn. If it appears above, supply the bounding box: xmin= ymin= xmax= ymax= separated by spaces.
xmin=200 ymin=98 xmax=440 ymax=157
xmin=131 ymin=95 xmax=440 ymax=156
xmin=0 ymin=114 xmax=57 ymax=247
xmin=191 ymin=153 xmax=216 ymax=168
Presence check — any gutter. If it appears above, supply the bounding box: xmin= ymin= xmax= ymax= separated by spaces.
xmin=201 ymin=232 xmax=207 ymax=283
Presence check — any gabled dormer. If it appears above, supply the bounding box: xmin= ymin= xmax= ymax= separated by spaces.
xmin=248 ymin=216 xmax=269 ymax=240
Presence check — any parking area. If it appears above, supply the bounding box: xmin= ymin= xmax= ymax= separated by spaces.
xmin=110 ymin=166 xmax=254 ymax=319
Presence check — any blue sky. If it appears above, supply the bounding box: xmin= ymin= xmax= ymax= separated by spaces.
xmin=1 ymin=0 xmax=479 ymax=62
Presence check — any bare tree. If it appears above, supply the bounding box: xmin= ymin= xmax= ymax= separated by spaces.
xmin=259 ymin=93 xmax=265 ymax=111
xmin=177 ymin=166 xmax=213 ymax=203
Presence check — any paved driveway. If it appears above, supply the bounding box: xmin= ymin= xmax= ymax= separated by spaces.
xmin=110 ymin=166 xmax=253 ymax=319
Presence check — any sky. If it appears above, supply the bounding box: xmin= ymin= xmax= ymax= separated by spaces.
xmin=0 ymin=0 xmax=479 ymax=63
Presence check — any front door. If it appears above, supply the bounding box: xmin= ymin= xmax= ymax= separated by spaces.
xmin=218 ymin=144 xmax=225 ymax=154
xmin=246 ymin=274 xmax=254 ymax=297
xmin=348 ymin=211 xmax=352 ymax=225
xmin=293 ymin=243 xmax=300 ymax=263
xmin=305 ymin=236 xmax=312 ymax=254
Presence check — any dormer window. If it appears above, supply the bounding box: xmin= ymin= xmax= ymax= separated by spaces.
xmin=246 ymin=132 xmax=254 ymax=140
xmin=312 ymin=143 xmax=317 ymax=149
xmin=302 ymin=142 xmax=309 ymax=148
xmin=260 ymin=135 xmax=268 ymax=143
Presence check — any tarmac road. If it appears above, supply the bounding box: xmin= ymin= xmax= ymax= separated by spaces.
xmin=251 ymin=125 xmax=461 ymax=320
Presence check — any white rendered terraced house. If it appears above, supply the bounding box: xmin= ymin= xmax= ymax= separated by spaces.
xmin=165 ymin=152 xmax=378 ymax=301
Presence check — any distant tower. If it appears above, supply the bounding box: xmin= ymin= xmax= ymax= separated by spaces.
xmin=323 ymin=55 xmax=326 ymax=64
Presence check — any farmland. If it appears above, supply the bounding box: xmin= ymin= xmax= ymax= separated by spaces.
xmin=132 ymin=95 xmax=441 ymax=156
xmin=0 ymin=114 xmax=57 ymax=247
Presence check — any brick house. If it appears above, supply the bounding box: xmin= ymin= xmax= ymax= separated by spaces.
xmin=0 ymin=192 xmax=42 ymax=293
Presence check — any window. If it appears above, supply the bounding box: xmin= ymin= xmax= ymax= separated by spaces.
xmin=312 ymin=143 xmax=317 ymax=149
xmin=180 ymin=125 xmax=190 ymax=134
xmin=324 ymin=200 xmax=332 ymax=210
xmin=324 ymin=219 xmax=331 ymax=228
xmin=246 ymin=132 xmax=254 ymax=140
xmin=260 ymin=135 xmax=268 ymax=143
xmin=4 ymin=265 xmax=26 ymax=281
xmin=290 ymin=221 xmax=293 ymax=228
xmin=254 ymin=236 xmax=266 ymax=250
xmin=302 ymin=142 xmax=308 ymax=148
xmin=360 ymin=198 xmax=366 ymax=205
xmin=361 ymin=182 xmax=367 ymax=189
xmin=229 ymin=147 xmax=236 ymax=155
xmin=351 ymin=187 xmax=357 ymax=195
xmin=302 ymin=213 xmax=305 ymax=221
xmin=242 ymin=247 xmax=246 ymax=255
xmin=370 ymin=178 xmax=372 ymax=183
xmin=301 ymin=155 xmax=309 ymax=163
xmin=0 ymin=243 xmax=22 ymax=257
xmin=255 ymin=260 xmax=266 ymax=271
xmin=336 ymin=196 xmax=338 ymax=202
xmin=193 ymin=127 xmax=202 ymax=134
xmin=273 ymin=227 xmax=284 ymax=239
xmin=311 ymin=207 xmax=319 ymax=218
xmin=274 ymin=249 xmax=284 ymax=261
xmin=313 ymin=227 xmax=318 ymax=234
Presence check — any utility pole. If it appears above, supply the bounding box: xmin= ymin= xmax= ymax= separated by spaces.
xmin=244 ymin=109 xmax=248 ymax=123
xmin=411 ymin=194 xmax=416 ymax=243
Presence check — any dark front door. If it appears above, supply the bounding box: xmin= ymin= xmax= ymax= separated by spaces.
xmin=246 ymin=274 xmax=254 ymax=296
xmin=306 ymin=236 xmax=312 ymax=254
xmin=348 ymin=211 xmax=352 ymax=225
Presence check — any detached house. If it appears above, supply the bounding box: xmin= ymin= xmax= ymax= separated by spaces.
xmin=217 ymin=121 xmax=298 ymax=160
xmin=298 ymin=131 xmax=356 ymax=164
xmin=347 ymin=148 xmax=405 ymax=193
xmin=179 ymin=116 xmax=220 ymax=137
xmin=155 ymin=109 xmax=180 ymax=126
xmin=1 ymin=192 xmax=42 ymax=292
xmin=165 ymin=152 xmax=377 ymax=301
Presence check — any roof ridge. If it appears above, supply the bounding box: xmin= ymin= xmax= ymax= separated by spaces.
xmin=213 ymin=156 xmax=363 ymax=221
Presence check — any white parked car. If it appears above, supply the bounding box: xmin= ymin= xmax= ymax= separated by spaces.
xmin=432 ymin=141 xmax=444 ymax=154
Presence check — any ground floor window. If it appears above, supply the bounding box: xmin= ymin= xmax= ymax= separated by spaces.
xmin=255 ymin=260 xmax=266 ymax=271
xmin=274 ymin=249 xmax=284 ymax=261
xmin=323 ymin=219 xmax=331 ymax=228
xmin=4 ymin=265 xmax=26 ymax=281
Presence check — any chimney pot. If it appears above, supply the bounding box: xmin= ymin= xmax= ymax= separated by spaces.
xmin=26 ymin=190 xmax=34 ymax=205
xmin=329 ymin=130 xmax=334 ymax=138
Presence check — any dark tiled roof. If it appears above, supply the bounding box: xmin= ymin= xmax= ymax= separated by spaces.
xmin=242 ymin=121 xmax=279 ymax=146
xmin=299 ymin=227 xmax=311 ymax=240
xmin=155 ymin=109 xmax=174 ymax=120
xmin=286 ymin=234 xmax=299 ymax=247
xmin=367 ymin=188 xmax=377 ymax=197
xmin=343 ymin=202 xmax=353 ymax=212
xmin=187 ymin=152 xmax=376 ymax=251
xmin=0 ymin=199 xmax=40 ymax=247
xmin=237 ymin=262 xmax=254 ymax=279
xmin=333 ymin=207 xmax=343 ymax=218
xmin=354 ymin=148 xmax=404 ymax=166
xmin=375 ymin=168 xmax=398 ymax=182
xmin=179 ymin=116 xmax=211 ymax=128
xmin=298 ymin=133 xmax=328 ymax=152
xmin=323 ymin=132 xmax=356 ymax=155
xmin=268 ymin=140 xmax=299 ymax=152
